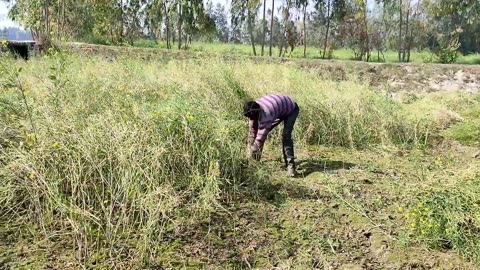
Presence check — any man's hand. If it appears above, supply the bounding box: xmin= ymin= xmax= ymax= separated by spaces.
xmin=247 ymin=137 xmax=254 ymax=158
xmin=250 ymin=143 xmax=262 ymax=161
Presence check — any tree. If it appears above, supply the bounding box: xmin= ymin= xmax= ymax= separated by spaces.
xmin=293 ymin=0 xmax=309 ymax=58
xmin=425 ymin=0 xmax=480 ymax=56
xmin=7 ymin=0 xmax=52 ymax=46
xmin=398 ymin=0 xmax=403 ymax=61
xmin=6 ymin=0 xmax=480 ymax=58
xmin=406 ymin=0 xmax=422 ymax=62
xmin=310 ymin=0 xmax=347 ymax=59
xmin=247 ymin=1 xmax=258 ymax=55
xmin=232 ymin=0 xmax=261 ymax=56
xmin=123 ymin=0 xmax=145 ymax=45
xmin=370 ymin=21 xmax=386 ymax=61
xmin=145 ymin=0 xmax=164 ymax=43
xmin=373 ymin=0 xmax=393 ymax=60
xmin=144 ymin=0 xmax=213 ymax=49
xmin=163 ymin=0 xmax=173 ymax=48
xmin=211 ymin=3 xmax=229 ymax=42
xmin=278 ymin=0 xmax=292 ymax=57
xmin=177 ymin=1 xmax=183 ymax=49
xmin=261 ymin=0 xmax=267 ymax=56
xmin=269 ymin=0 xmax=275 ymax=56
xmin=355 ymin=0 xmax=370 ymax=61
xmin=185 ymin=1 xmax=216 ymax=46
xmin=338 ymin=0 xmax=370 ymax=62
xmin=302 ymin=3 xmax=307 ymax=57
xmin=374 ymin=0 xmax=425 ymax=62
xmin=397 ymin=0 xmax=416 ymax=62
xmin=317 ymin=0 xmax=333 ymax=59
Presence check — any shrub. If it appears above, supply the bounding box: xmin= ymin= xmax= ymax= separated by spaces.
xmin=406 ymin=182 xmax=480 ymax=263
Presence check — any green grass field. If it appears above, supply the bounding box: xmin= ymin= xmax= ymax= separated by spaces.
xmin=1 ymin=47 xmax=480 ymax=268
xmin=132 ymin=40 xmax=480 ymax=65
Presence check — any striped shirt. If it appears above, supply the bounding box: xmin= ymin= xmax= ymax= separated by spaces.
xmin=249 ymin=94 xmax=296 ymax=148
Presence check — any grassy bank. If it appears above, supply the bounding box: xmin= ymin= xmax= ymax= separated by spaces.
xmin=131 ymin=40 xmax=480 ymax=65
xmin=1 ymin=50 xmax=480 ymax=268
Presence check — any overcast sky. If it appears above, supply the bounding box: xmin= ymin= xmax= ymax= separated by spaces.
xmin=1 ymin=0 xmax=377 ymax=29
xmin=0 ymin=2 xmax=19 ymax=28
xmin=0 ymin=0 xmax=285 ymax=29
xmin=0 ymin=1 xmax=25 ymax=29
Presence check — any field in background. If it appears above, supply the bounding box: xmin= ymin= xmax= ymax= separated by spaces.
xmin=132 ymin=40 xmax=480 ymax=65
xmin=1 ymin=47 xmax=480 ymax=269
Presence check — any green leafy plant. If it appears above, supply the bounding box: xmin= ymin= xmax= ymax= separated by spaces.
xmin=406 ymin=186 xmax=480 ymax=262
xmin=434 ymin=29 xmax=462 ymax=64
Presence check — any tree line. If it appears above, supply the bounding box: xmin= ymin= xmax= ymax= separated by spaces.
xmin=3 ymin=0 xmax=480 ymax=63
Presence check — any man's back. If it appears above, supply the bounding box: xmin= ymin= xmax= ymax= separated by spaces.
xmin=256 ymin=94 xmax=296 ymax=122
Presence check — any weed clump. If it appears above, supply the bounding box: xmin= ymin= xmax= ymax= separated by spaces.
xmin=406 ymin=183 xmax=480 ymax=263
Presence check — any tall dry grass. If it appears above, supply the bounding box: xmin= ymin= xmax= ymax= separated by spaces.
xmin=0 ymin=50 xmax=459 ymax=267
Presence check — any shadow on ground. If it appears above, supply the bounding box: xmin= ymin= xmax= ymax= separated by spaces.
xmin=237 ymin=158 xmax=359 ymax=206
xmin=297 ymin=158 xmax=358 ymax=177
xmin=174 ymin=158 xmax=362 ymax=268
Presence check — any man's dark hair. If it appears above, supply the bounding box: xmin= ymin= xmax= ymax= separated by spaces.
xmin=243 ymin=101 xmax=261 ymax=119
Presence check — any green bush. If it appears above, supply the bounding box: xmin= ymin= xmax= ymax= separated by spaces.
xmin=407 ymin=182 xmax=480 ymax=263
xmin=133 ymin=39 xmax=160 ymax=49
xmin=444 ymin=102 xmax=480 ymax=146
xmin=435 ymin=46 xmax=460 ymax=64
xmin=434 ymin=30 xmax=462 ymax=64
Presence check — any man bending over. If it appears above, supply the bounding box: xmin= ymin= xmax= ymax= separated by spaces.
xmin=243 ymin=94 xmax=300 ymax=177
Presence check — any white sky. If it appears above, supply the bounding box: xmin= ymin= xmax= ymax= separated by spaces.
xmin=1 ymin=0 xmax=377 ymax=29
xmin=0 ymin=2 xmax=21 ymax=28
xmin=0 ymin=0 xmax=270 ymax=29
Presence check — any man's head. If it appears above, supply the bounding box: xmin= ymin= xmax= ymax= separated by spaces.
xmin=243 ymin=101 xmax=261 ymax=120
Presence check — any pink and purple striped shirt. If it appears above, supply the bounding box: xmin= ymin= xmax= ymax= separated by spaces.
xmin=249 ymin=94 xmax=296 ymax=148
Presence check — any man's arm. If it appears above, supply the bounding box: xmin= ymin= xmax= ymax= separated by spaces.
xmin=248 ymin=119 xmax=258 ymax=147
xmin=247 ymin=119 xmax=258 ymax=158
xmin=251 ymin=120 xmax=272 ymax=160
